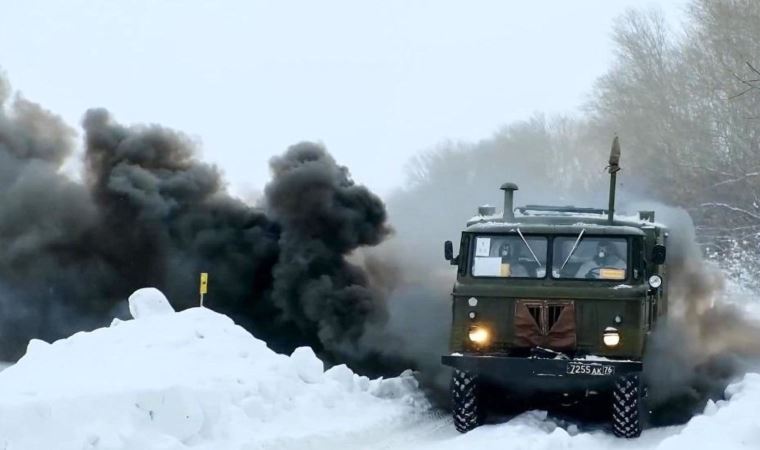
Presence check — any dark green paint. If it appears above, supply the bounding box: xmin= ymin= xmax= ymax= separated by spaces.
xmin=446 ymin=209 xmax=668 ymax=361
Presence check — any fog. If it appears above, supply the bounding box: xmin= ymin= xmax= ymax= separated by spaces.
xmin=0 ymin=0 xmax=759 ymax=426
xmin=0 ymin=0 xmax=688 ymax=196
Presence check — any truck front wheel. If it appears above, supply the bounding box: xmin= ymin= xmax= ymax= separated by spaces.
xmin=451 ymin=369 xmax=484 ymax=433
xmin=611 ymin=374 xmax=643 ymax=438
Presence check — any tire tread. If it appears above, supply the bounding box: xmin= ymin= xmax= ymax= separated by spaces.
xmin=451 ymin=370 xmax=483 ymax=433
xmin=611 ymin=374 xmax=643 ymax=438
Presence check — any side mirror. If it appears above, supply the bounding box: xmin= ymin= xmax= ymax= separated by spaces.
xmin=444 ymin=240 xmax=454 ymax=261
xmin=652 ymin=245 xmax=666 ymax=265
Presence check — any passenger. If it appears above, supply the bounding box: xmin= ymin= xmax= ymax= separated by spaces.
xmin=575 ymin=241 xmax=626 ymax=279
xmin=498 ymin=242 xmax=529 ymax=277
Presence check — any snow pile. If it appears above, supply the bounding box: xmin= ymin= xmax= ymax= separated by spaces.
xmin=127 ymin=287 xmax=175 ymax=319
xmin=0 ymin=289 xmax=425 ymax=450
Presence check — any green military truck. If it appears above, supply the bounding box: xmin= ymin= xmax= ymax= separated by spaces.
xmin=442 ymin=138 xmax=667 ymax=438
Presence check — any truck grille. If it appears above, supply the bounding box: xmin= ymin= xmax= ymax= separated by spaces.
xmin=524 ymin=302 xmax=566 ymax=335
xmin=515 ymin=300 xmax=576 ymax=350
xmin=548 ymin=305 xmax=563 ymax=330
xmin=527 ymin=305 xmax=542 ymax=328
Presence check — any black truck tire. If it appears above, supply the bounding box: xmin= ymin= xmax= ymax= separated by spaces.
xmin=611 ymin=374 xmax=643 ymax=438
xmin=451 ymin=369 xmax=484 ymax=433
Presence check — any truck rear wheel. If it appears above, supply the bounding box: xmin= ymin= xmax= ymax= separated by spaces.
xmin=451 ymin=369 xmax=484 ymax=433
xmin=611 ymin=374 xmax=643 ymax=438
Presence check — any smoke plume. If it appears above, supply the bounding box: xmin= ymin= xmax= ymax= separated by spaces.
xmin=265 ymin=143 xmax=391 ymax=354
xmin=641 ymin=206 xmax=760 ymax=424
xmin=0 ymin=79 xmax=393 ymax=368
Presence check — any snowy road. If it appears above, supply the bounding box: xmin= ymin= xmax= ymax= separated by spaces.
xmin=257 ymin=382 xmax=760 ymax=450
xmin=254 ymin=410 xmax=452 ymax=450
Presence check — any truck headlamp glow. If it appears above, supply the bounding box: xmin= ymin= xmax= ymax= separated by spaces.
xmin=468 ymin=326 xmax=490 ymax=345
xmin=603 ymin=327 xmax=620 ymax=347
xmin=648 ymin=275 xmax=663 ymax=289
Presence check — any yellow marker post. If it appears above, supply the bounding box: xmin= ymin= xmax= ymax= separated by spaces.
xmin=200 ymin=272 xmax=208 ymax=307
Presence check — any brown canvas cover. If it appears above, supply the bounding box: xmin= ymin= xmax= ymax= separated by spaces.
xmin=514 ymin=300 xmax=576 ymax=350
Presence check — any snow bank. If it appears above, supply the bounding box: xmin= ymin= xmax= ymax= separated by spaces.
xmin=0 ymin=290 xmax=425 ymax=450
xmin=127 ymin=287 xmax=174 ymax=319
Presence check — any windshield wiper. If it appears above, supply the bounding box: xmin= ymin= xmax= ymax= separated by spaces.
xmin=516 ymin=228 xmax=542 ymax=266
xmin=559 ymin=228 xmax=585 ymax=271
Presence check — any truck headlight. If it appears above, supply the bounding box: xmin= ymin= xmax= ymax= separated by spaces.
xmin=603 ymin=327 xmax=620 ymax=347
xmin=648 ymin=275 xmax=662 ymax=289
xmin=468 ymin=326 xmax=490 ymax=345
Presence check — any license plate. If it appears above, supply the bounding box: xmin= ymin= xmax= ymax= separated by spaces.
xmin=566 ymin=362 xmax=615 ymax=376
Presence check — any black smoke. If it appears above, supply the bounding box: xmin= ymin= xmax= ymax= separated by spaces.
xmin=0 ymin=79 xmax=396 ymax=369
xmin=266 ymin=143 xmax=391 ymax=354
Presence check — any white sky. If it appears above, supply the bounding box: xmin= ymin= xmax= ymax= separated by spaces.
xmin=0 ymin=0 xmax=687 ymax=197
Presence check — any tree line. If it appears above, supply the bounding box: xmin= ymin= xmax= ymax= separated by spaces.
xmin=388 ymin=0 xmax=760 ymax=286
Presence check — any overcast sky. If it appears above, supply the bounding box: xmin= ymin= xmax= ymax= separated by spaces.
xmin=0 ymin=0 xmax=687 ymax=197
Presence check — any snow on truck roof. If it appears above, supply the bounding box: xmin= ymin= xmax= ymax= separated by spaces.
xmin=465 ymin=208 xmax=664 ymax=235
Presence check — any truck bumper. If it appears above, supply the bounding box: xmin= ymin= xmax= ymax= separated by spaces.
xmin=441 ymin=354 xmax=642 ymax=391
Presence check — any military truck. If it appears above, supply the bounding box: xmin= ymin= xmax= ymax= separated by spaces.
xmin=442 ymin=138 xmax=667 ymax=438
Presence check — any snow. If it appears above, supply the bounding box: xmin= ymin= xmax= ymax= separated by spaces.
xmin=467 ymin=213 xmax=505 ymax=223
xmin=408 ymin=373 xmax=760 ymax=450
xmin=0 ymin=289 xmax=426 ymax=450
xmin=0 ymin=287 xmax=759 ymax=449
xmin=290 ymin=346 xmax=324 ymax=384
xmin=580 ymin=355 xmax=634 ymax=362
xmin=466 ymin=221 xmax=519 ymax=231
xmin=128 ymin=287 xmax=175 ymax=319
xmin=612 ymin=284 xmax=633 ymax=289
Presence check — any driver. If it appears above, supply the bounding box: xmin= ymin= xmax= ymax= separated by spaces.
xmin=575 ymin=241 xmax=625 ymax=279
xmin=498 ymin=242 xmax=528 ymax=277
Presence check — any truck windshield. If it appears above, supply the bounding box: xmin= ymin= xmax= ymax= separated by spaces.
xmin=471 ymin=235 xmax=548 ymax=278
xmin=552 ymin=237 xmax=628 ymax=280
